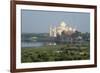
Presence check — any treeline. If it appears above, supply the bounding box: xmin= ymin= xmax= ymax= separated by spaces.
xmin=21 ymin=44 xmax=90 ymax=63
xmin=21 ymin=33 xmax=49 ymax=42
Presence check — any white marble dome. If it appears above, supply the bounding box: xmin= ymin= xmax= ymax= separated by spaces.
xmin=49 ymin=21 xmax=76 ymax=37
xmin=60 ymin=22 xmax=66 ymax=27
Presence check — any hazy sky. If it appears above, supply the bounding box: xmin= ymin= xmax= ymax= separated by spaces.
xmin=21 ymin=9 xmax=90 ymax=33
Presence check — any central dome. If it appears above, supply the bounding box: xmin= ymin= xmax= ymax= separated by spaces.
xmin=49 ymin=21 xmax=77 ymax=37
xmin=60 ymin=22 xmax=66 ymax=27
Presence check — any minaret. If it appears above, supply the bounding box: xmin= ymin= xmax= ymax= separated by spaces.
xmin=53 ymin=27 xmax=57 ymax=37
xmin=49 ymin=25 xmax=53 ymax=37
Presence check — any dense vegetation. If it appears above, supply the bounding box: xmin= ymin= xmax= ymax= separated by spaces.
xmin=21 ymin=42 xmax=90 ymax=63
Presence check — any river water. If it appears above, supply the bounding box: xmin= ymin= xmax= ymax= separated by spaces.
xmin=21 ymin=42 xmax=45 ymax=48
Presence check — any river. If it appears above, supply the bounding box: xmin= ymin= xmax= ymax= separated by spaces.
xmin=21 ymin=42 xmax=45 ymax=48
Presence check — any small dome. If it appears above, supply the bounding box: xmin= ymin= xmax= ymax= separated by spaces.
xmin=69 ymin=27 xmax=73 ymax=31
xmin=73 ymin=28 xmax=76 ymax=32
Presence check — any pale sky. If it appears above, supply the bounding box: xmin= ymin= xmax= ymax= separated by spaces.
xmin=21 ymin=9 xmax=90 ymax=33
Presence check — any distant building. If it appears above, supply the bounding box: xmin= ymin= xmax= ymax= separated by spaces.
xmin=49 ymin=21 xmax=77 ymax=37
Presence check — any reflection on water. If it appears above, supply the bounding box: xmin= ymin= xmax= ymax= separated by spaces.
xmin=21 ymin=42 xmax=44 ymax=48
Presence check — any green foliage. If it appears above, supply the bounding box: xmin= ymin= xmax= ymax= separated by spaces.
xmin=21 ymin=42 xmax=90 ymax=63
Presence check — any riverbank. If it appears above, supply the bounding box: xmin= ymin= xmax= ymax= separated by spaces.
xmin=21 ymin=43 xmax=90 ymax=63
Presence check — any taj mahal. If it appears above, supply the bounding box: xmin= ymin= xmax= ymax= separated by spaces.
xmin=49 ymin=21 xmax=77 ymax=37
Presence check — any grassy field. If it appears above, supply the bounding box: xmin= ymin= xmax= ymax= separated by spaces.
xmin=21 ymin=42 xmax=90 ymax=63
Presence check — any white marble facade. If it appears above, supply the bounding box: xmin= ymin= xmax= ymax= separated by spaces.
xmin=49 ymin=22 xmax=76 ymax=37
